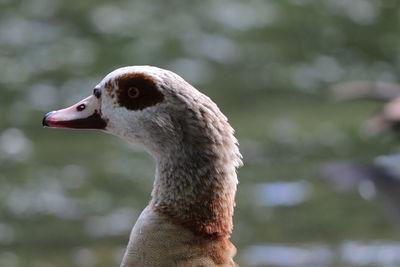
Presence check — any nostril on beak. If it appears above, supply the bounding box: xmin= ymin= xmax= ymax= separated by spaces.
xmin=42 ymin=111 xmax=54 ymax=127
xmin=76 ymin=104 xmax=86 ymax=112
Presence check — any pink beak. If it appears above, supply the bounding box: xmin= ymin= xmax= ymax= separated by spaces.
xmin=42 ymin=95 xmax=107 ymax=130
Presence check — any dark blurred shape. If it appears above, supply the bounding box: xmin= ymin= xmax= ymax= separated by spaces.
xmin=320 ymin=154 xmax=400 ymax=223
xmin=366 ymin=96 xmax=400 ymax=135
xmin=330 ymin=81 xmax=400 ymax=135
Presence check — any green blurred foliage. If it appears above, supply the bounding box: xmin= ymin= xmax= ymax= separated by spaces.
xmin=0 ymin=0 xmax=400 ymax=266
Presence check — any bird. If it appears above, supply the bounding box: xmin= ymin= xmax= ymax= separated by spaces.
xmin=42 ymin=66 xmax=243 ymax=266
xmin=330 ymin=80 xmax=400 ymax=135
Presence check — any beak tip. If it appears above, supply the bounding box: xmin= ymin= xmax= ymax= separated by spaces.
xmin=42 ymin=111 xmax=54 ymax=127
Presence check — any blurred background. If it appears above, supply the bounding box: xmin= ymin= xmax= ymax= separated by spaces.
xmin=1 ymin=0 xmax=400 ymax=266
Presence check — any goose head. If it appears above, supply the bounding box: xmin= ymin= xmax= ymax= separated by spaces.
xmin=43 ymin=66 xmax=240 ymax=161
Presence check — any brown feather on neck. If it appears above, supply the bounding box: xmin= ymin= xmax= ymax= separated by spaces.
xmin=149 ymin=101 xmax=240 ymax=240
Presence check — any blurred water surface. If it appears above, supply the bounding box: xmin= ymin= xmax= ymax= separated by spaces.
xmin=1 ymin=0 xmax=400 ymax=266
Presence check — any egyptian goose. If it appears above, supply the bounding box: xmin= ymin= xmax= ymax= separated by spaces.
xmin=42 ymin=66 xmax=243 ymax=266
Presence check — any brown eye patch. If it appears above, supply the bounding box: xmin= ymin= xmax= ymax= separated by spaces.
xmin=116 ymin=73 xmax=164 ymax=111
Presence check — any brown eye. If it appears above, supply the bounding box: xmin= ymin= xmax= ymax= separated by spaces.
xmin=127 ymin=87 xmax=140 ymax=99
